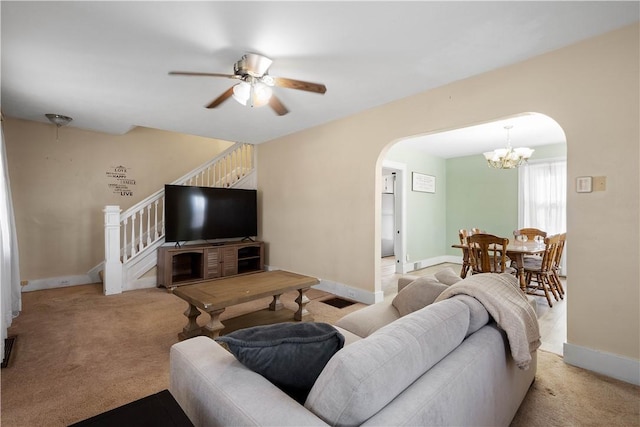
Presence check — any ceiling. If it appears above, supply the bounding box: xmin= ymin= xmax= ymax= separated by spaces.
xmin=2 ymin=2 xmax=638 ymax=153
xmin=401 ymin=113 xmax=567 ymax=159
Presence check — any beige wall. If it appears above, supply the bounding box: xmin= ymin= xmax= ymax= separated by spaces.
xmin=258 ymin=23 xmax=639 ymax=364
xmin=3 ymin=119 xmax=233 ymax=281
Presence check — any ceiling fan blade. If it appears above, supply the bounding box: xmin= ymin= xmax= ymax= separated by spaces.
xmin=272 ymin=77 xmax=326 ymax=94
xmin=206 ymin=86 xmax=235 ymax=109
xmin=169 ymin=71 xmax=240 ymax=80
xmin=269 ymin=95 xmax=289 ymax=116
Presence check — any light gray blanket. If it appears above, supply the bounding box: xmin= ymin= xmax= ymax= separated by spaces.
xmin=435 ymin=272 xmax=541 ymax=370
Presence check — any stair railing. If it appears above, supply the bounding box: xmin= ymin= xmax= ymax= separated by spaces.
xmin=103 ymin=142 xmax=255 ymax=294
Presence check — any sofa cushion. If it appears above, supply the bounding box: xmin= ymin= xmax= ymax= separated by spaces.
xmin=435 ymin=267 xmax=463 ymax=285
xmin=392 ymin=276 xmax=448 ymax=316
xmin=335 ymin=299 xmax=400 ymax=338
xmin=305 ymin=299 xmax=470 ymax=426
xmin=331 ymin=325 xmax=363 ymax=346
xmin=216 ymin=322 xmax=344 ymax=403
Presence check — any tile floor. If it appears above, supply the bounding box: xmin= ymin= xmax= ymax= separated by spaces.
xmin=381 ymin=257 xmax=566 ymax=355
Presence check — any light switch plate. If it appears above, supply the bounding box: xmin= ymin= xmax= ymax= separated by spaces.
xmin=593 ymin=176 xmax=606 ymax=191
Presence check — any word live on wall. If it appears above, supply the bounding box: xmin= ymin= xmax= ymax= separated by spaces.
xmin=106 ymin=165 xmax=136 ymax=197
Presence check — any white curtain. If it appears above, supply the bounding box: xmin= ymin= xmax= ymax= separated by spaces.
xmin=518 ymin=159 xmax=567 ymax=273
xmin=519 ymin=159 xmax=567 ymax=233
xmin=0 ymin=118 xmax=22 ymax=356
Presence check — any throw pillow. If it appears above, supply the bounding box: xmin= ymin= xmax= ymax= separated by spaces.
xmin=392 ymin=276 xmax=448 ymax=316
xmin=215 ymin=322 xmax=344 ymax=404
xmin=435 ymin=267 xmax=463 ymax=286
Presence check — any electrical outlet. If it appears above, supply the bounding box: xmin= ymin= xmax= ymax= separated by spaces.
xmin=20 ymin=280 xmax=28 ymax=287
xmin=347 ymin=290 xmax=356 ymax=298
xmin=59 ymin=279 xmax=70 ymax=286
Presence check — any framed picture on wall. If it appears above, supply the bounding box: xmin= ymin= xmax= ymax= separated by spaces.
xmin=412 ymin=172 xmax=436 ymax=193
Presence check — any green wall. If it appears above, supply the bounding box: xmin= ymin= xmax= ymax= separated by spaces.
xmin=385 ymin=144 xmax=447 ymax=263
xmin=445 ymin=154 xmax=519 ymax=254
xmin=445 ymin=143 xmax=567 ymax=255
xmin=386 ymin=143 xmax=566 ymax=261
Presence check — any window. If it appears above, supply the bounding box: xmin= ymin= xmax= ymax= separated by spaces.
xmin=519 ymin=159 xmax=567 ymax=273
xmin=519 ymin=159 xmax=567 ymax=234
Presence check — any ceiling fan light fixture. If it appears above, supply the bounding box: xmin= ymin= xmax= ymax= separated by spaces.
xmin=240 ymin=53 xmax=273 ymax=77
xmin=251 ymin=82 xmax=272 ymax=107
xmin=169 ymin=52 xmax=324 ymax=115
xmin=232 ymin=80 xmax=273 ymax=108
xmin=232 ymin=81 xmax=251 ymax=106
xmin=261 ymin=75 xmax=275 ymax=86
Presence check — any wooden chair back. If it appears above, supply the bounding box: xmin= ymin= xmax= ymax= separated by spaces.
xmin=458 ymin=229 xmax=472 ymax=245
xmin=551 ymin=233 xmax=566 ymax=295
xmin=514 ymin=227 xmax=547 ymax=242
xmin=457 ymin=229 xmax=474 ymax=279
xmin=523 ymin=233 xmax=562 ymax=306
xmin=539 ymin=235 xmax=558 ymax=272
xmin=467 ymin=233 xmax=510 ymax=274
xmin=553 ymin=233 xmax=566 ymax=271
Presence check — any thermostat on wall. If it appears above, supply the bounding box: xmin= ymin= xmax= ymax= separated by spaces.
xmin=576 ymin=176 xmax=592 ymax=193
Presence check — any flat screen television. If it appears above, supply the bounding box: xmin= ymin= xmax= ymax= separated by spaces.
xmin=164 ymin=185 xmax=258 ymax=243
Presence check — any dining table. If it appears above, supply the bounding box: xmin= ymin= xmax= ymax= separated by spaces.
xmin=452 ymin=240 xmax=546 ymax=291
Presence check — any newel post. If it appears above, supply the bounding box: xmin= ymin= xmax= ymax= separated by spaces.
xmin=103 ymin=205 xmax=123 ymax=295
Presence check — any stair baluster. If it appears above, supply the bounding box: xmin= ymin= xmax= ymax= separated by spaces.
xmin=103 ymin=143 xmax=256 ymax=294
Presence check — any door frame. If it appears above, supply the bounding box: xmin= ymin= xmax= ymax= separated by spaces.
xmin=382 ymin=160 xmax=407 ymax=274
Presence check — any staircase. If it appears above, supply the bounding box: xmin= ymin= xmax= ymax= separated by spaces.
xmin=102 ymin=142 xmax=256 ymax=295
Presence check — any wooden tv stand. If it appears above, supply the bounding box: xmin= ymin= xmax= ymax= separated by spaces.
xmin=157 ymin=241 xmax=264 ymax=289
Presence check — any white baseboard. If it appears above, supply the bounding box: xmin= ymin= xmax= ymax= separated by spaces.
xmin=564 ymin=342 xmax=640 ymax=386
xmin=403 ymin=255 xmax=461 ymax=273
xmin=123 ymin=276 xmax=158 ymax=292
xmin=87 ymin=262 xmax=104 ymax=283
xmin=313 ymin=278 xmax=382 ymax=305
xmin=32 ymin=256 xmax=460 ymax=295
xmin=266 ymin=264 xmax=381 ymax=305
xmin=22 ymin=274 xmax=93 ymax=292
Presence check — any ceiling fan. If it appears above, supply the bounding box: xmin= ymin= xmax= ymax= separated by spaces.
xmin=169 ymin=53 xmax=327 ymax=116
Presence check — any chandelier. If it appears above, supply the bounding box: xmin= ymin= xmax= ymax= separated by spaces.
xmin=483 ymin=125 xmax=534 ymax=169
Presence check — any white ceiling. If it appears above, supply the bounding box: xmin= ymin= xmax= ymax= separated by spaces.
xmin=401 ymin=113 xmax=567 ymax=159
xmin=2 ymin=2 xmax=638 ymax=152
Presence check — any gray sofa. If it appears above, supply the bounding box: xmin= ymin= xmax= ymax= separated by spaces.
xmin=169 ymin=272 xmax=538 ymax=426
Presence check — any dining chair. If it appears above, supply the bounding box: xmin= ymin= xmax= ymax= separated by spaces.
xmin=471 ymin=228 xmax=486 ymax=234
xmin=467 ymin=233 xmax=510 ymax=274
xmin=514 ymin=228 xmax=547 ymax=242
xmin=550 ymin=233 xmax=566 ymax=297
xmin=523 ymin=234 xmax=562 ymax=307
xmin=458 ymin=229 xmax=473 ymax=278
xmin=514 ymin=228 xmax=547 ymax=264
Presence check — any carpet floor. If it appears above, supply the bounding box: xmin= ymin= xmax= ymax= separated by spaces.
xmin=1 ymin=283 xmax=639 ymax=426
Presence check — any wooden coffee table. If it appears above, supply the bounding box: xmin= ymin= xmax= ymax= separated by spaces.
xmin=172 ymin=270 xmax=319 ymax=339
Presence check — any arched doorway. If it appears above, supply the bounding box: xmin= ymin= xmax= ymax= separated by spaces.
xmin=378 ymin=112 xmax=567 ymax=354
